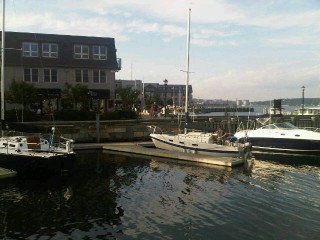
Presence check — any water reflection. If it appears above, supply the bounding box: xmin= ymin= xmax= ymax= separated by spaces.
xmin=0 ymin=151 xmax=319 ymax=239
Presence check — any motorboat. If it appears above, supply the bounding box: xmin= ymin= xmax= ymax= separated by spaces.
xmin=149 ymin=125 xmax=243 ymax=158
xmin=0 ymin=127 xmax=76 ymax=175
xmin=234 ymin=122 xmax=320 ymax=159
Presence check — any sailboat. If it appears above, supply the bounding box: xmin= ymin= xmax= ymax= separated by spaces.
xmin=149 ymin=9 xmax=249 ymax=159
xmin=0 ymin=0 xmax=75 ymax=175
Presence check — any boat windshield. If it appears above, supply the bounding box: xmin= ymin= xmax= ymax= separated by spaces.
xmin=260 ymin=122 xmax=297 ymax=130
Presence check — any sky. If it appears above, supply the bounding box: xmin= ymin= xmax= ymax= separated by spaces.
xmin=2 ymin=0 xmax=320 ymax=101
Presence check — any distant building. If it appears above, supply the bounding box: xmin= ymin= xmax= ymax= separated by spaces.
xmin=115 ymin=80 xmax=193 ymax=108
xmin=144 ymin=83 xmax=192 ymax=107
xmin=115 ymin=79 xmax=143 ymax=92
xmin=1 ymin=31 xmax=121 ymax=112
xmin=237 ymin=99 xmax=250 ymax=107
xmin=115 ymin=79 xmax=143 ymax=106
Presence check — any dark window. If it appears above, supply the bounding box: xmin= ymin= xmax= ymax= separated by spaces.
xmin=22 ymin=42 xmax=38 ymax=57
xmin=24 ymin=68 xmax=38 ymax=82
xmin=76 ymin=69 xmax=89 ymax=83
xmin=44 ymin=69 xmax=58 ymax=82
xmin=93 ymin=70 xmax=107 ymax=83
xmin=74 ymin=45 xmax=89 ymax=59
xmin=42 ymin=43 xmax=58 ymax=58
xmin=93 ymin=46 xmax=107 ymax=60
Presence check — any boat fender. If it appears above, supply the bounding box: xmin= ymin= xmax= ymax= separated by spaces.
xmin=243 ymin=150 xmax=253 ymax=162
xmin=238 ymin=142 xmax=252 ymax=160
xmin=66 ymin=141 xmax=72 ymax=153
xmin=244 ymin=142 xmax=251 ymax=148
xmin=243 ymin=151 xmax=248 ymax=161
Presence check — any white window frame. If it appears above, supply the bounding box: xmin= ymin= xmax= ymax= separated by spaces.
xmin=42 ymin=43 xmax=58 ymax=58
xmin=74 ymin=45 xmax=89 ymax=59
xmin=22 ymin=42 xmax=38 ymax=57
xmin=93 ymin=69 xmax=107 ymax=83
xmin=24 ymin=68 xmax=39 ymax=82
xmin=93 ymin=46 xmax=107 ymax=60
xmin=75 ymin=69 xmax=89 ymax=83
xmin=43 ymin=69 xmax=58 ymax=83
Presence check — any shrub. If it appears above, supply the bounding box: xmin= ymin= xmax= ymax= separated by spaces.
xmin=101 ymin=110 xmax=138 ymax=120
xmin=4 ymin=109 xmax=138 ymax=122
xmin=54 ymin=109 xmax=137 ymax=121
xmin=5 ymin=109 xmax=38 ymax=122
xmin=55 ymin=110 xmax=96 ymax=121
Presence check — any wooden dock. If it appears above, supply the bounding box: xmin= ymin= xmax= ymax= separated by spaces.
xmin=0 ymin=167 xmax=17 ymax=179
xmin=75 ymin=142 xmax=244 ymax=167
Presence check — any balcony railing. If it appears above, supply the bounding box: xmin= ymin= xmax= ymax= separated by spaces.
xmin=117 ymin=58 xmax=122 ymax=70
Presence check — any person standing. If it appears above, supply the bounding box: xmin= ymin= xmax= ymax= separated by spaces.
xmin=36 ymin=108 xmax=42 ymax=119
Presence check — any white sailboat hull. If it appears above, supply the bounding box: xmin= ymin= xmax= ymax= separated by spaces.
xmin=150 ymin=133 xmax=239 ymax=158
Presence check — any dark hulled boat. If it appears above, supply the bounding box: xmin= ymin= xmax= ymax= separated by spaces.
xmin=235 ymin=122 xmax=320 ymax=161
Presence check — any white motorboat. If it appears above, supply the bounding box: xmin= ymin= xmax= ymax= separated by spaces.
xmin=234 ymin=122 xmax=320 ymax=160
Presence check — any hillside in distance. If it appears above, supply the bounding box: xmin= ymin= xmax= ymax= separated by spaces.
xmin=193 ymin=98 xmax=320 ymax=106
xmin=252 ymin=98 xmax=320 ymax=106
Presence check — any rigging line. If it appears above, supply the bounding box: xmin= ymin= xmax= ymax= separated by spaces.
xmin=235 ymin=98 xmax=241 ymax=125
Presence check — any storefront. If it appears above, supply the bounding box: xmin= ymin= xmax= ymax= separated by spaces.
xmin=87 ymin=89 xmax=110 ymax=112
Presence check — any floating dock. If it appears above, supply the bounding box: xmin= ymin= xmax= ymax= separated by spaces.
xmin=75 ymin=142 xmax=244 ymax=167
xmin=0 ymin=167 xmax=17 ymax=179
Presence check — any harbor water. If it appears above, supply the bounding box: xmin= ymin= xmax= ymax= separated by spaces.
xmin=0 ymin=150 xmax=319 ymax=240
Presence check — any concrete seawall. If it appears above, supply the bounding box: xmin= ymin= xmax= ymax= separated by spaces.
xmin=9 ymin=115 xmax=320 ymax=143
xmin=17 ymin=118 xmax=174 ymax=143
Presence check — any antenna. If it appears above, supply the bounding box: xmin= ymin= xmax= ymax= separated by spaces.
xmin=184 ymin=8 xmax=191 ymax=134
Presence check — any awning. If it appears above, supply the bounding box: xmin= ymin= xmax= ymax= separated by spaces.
xmin=87 ymin=89 xmax=110 ymax=99
xmin=38 ymin=88 xmax=61 ymax=98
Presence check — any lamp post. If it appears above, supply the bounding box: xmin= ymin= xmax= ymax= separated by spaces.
xmin=163 ymin=79 xmax=168 ymax=118
xmin=301 ymin=86 xmax=305 ymax=115
xmin=172 ymin=86 xmax=175 ymax=107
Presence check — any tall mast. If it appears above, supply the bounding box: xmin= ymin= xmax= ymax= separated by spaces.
xmin=184 ymin=8 xmax=191 ymax=114
xmin=1 ymin=0 xmax=5 ymax=121
xmin=184 ymin=8 xmax=191 ymax=134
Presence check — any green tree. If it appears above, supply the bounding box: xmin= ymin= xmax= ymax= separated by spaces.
xmin=6 ymin=80 xmax=38 ymax=107
xmin=116 ymin=87 xmax=140 ymax=109
xmin=167 ymin=99 xmax=173 ymax=106
xmin=61 ymin=83 xmax=89 ymax=110
xmin=145 ymin=93 xmax=163 ymax=109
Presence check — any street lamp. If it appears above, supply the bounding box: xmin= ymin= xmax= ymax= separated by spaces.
xmin=301 ymin=86 xmax=305 ymax=115
xmin=172 ymin=86 xmax=175 ymax=107
xmin=163 ymin=79 xmax=168 ymax=118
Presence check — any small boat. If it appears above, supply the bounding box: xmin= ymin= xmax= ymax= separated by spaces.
xmin=0 ymin=127 xmax=76 ymax=175
xmin=234 ymin=122 xmax=320 ymax=160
